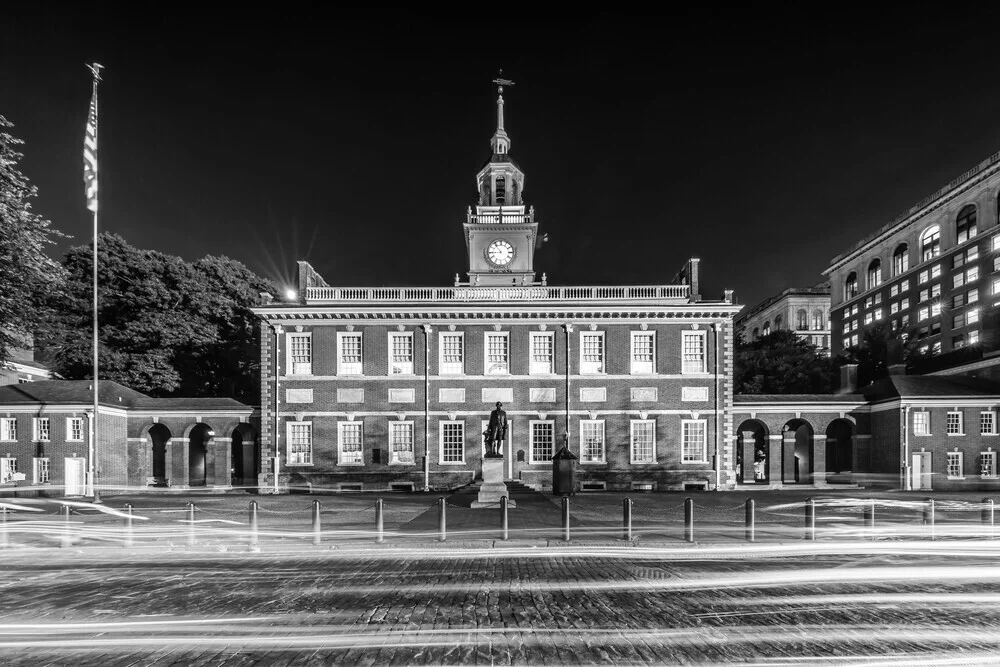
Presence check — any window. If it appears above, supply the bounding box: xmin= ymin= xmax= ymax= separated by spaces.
xmin=842 ymin=322 xmax=851 ymax=334
xmin=864 ymin=313 xmax=873 ymax=325
xmin=969 ymin=288 xmax=979 ymax=304
xmin=530 ymin=421 xmax=554 ymax=464
xmin=796 ymin=309 xmax=808 ymax=330
xmin=682 ymin=330 xmax=706 ymax=374
xmin=849 ymin=303 xmax=859 ymax=316
xmin=0 ymin=458 xmax=15 ymax=484
xmin=956 ymin=205 xmax=977 ymax=243
xmin=520 ymin=333 xmax=551 ymax=378
xmin=930 ymin=303 xmax=941 ymax=318
xmin=288 ymin=333 xmax=312 ymax=375
xmin=890 ymin=283 xmax=899 ymax=297
xmin=954 ymin=333 xmax=967 ymax=349
xmin=921 ymin=225 xmax=941 ymax=261
xmin=995 ymin=278 xmax=1000 ymax=297
xmin=762 ymin=321 xmax=771 ymax=337
xmin=968 ymin=308 xmax=980 ymax=325
xmin=389 ymin=332 xmax=413 ymax=375
xmin=947 ymin=411 xmax=964 ymax=435
xmin=994 ymin=234 xmax=1000 ymax=252
xmin=631 ymin=331 xmax=655 ymax=374
xmin=954 ymin=312 xmax=967 ymax=328
xmin=953 ymin=293 xmax=966 ymax=309
xmin=995 ymin=256 xmax=1000 ymax=273
xmin=890 ymin=301 xmax=899 ymax=315
xmin=811 ymin=310 xmax=824 ymax=330
xmin=982 ymin=412 xmax=997 ymax=436
xmin=338 ymin=422 xmax=363 ymax=465
xmin=389 ymin=422 xmax=414 ymax=464
xmin=580 ymin=332 xmax=604 ymax=374
xmin=932 ymin=341 xmax=942 ymax=355
xmin=630 ymin=420 xmax=655 ymax=464
xmin=752 ymin=327 xmax=759 ymax=340
xmin=954 ymin=246 xmax=979 ymax=269
xmin=981 ymin=451 xmax=997 ymax=477
xmin=893 ymin=244 xmax=909 ymax=276
xmin=485 ymin=332 xmax=509 ymax=375
xmin=440 ymin=421 xmax=464 ymax=464
xmin=918 ymin=269 xmax=929 ymax=284
xmin=874 ymin=309 xmax=883 ymax=321
xmin=67 ymin=417 xmax=84 ymax=442
xmin=845 ymin=272 xmax=858 ymax=299
xmin=900 ymin=297 xmax=909 ymax=310
xmin=867 ymin=259 xmax=882 ymax=289
xmin=970 ymin=330 xmax=980 ymax=344
xmin=337 ymin=332 xmax=363 ymax=375
xmin=33 ymin=417 xmax=50 ymax=442
xmin=287 ymin=422 xmax=312 ymax=465
xmin=918 ymin=306 xmax=929 ymax=321
xmin=0 ymin=418 xmax=15 ymax=441
xmin=440 ymin=332 xmax=464 ymax=375
xmin=774 ymin=314 xmax=783 ymax=329
xmin=33 ymin=458 xmax=49 ymax=484
xmin=931 ymin=264 xmax=941 ymax=279
xmin=900 ymin=279 xmax=910 ymax=293
xmin=947 ymin=451 xmax=963 ymax=478
xmin=580 ymin=420 xmax=605 ymax=464
xmin=913 ymin=411 xmax=930 ymax=436
xmin=681 ymin=420 xmax=707 ymax=463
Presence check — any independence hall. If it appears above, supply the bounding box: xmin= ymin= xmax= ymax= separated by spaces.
xmin=251 ymin=85 xmax=741 ymax=493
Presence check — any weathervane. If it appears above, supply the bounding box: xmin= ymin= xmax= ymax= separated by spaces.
xmin=492 ymin=69 xmax=514 ymax=96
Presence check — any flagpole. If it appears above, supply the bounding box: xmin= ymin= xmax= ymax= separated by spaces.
xmin=85 ymin=63 xmax=103 ymax=502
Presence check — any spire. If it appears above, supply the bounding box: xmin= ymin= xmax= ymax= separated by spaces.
xmin=491 ymin=70 xmax=514 ymax=155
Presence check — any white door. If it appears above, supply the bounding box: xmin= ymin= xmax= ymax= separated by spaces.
xmin=911 ymin=454 xmax=922 ymax=490
xmin=64 ymin=457 xmax=85 ymax=496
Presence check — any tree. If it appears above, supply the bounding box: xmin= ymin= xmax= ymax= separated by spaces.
xmin=0 ymin=116 xmax=66 ymax=365
xmin=39 ymin=233 xmax=275 ymax=402
xmin=735 ymin=330 xmax=839 ymax=394
xmin=837 ymin=323 xmax=920 ymax=387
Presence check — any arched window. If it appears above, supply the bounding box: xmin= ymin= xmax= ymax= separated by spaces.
xmin=796 ymin=309 xmax=808 ymax=330
xmin=892 ymin=244 xmax=908 ymax=276
xmin=774 ymin=314 xmax=783 ymax=330
xmin=762 ymin=321 xmax=771 ymax=337
xmin=752 ymin=327 xmax=760 ymax=340
xmin=812 ymin=309 xmax=824 ymax=330
xmin=921 ymin=225 xmax=940 ymax=261
xmin=956 ymin=205 xmax=977 ymax=243
xmin=495 ymin=176 xmax=506 ymax=204
xmin=867 ymin=258 xmax=882 ymax=289
xmin=845 ymin=272 xmax=858 ymax=300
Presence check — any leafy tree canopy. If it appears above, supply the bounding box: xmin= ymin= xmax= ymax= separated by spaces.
xmin=39 ymin=232 xmax=276 ymax=402
xmin=0 ymin=116 xmax=66 ymax=364
xmin=735 ymin=329 xmax=839 ymax=394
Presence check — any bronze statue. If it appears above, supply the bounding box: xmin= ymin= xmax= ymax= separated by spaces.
xmin=483 ymin=401 xmax=508 ymax=458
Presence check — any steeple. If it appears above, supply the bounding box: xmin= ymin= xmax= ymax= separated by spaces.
xmin=490 ymin=73 xmax=512 ymax=155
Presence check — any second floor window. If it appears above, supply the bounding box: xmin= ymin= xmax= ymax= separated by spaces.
xmin=67 ymin=417 xmax=84 ymax=442
xmin=485 ymin=332 xmax=509 ymax=375
xmin=338 ymin=422 xmax=363 ymax=465
xmin=580 ymin=420 xmax=605 ymax=464
xmin=913 ymin=411 xmax=930 ymax=436
xmin=682 ymin=331 xmax=706 ymax=374
xmin=389 ymin=422 xmax=414 ymax=464
xmin=289 ymin=334 xmax=312 ymax=375
xmin=631 ymin=331 xmax=655 ymax=374
xmin=440 ymin=333 xmax=464 ymax=375
xmin=947 ymin=411 xmax=963 ymax=435
xmin=389 ymin=333 xmax=413 ymax=375
xmin=0 ymin=418 xmax=15 ymax=441
xmin=33 ymin=417 xmax=50 ymax=442
xmin=338 ymin=333 xmax=363 ymax=375
xmin=530 ymin=332 xmax=553 ymax=375
xmin=581 ymin=332 xmax=604 ymax=374
xmin=981 ymin=411 xmax=997 ymax=436
xmin=287 ymin=422 xmax=312 ymax=465
xmin=630 ymin=420 xmax=655 ymax=464
xmin=530 ymin=421 xmax=554 ymax=464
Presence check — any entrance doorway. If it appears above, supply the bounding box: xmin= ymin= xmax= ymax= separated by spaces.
xmin=189 ymin=424 xmax=212 ymax=487
xmin=911 ymin=452 xmax=932 ymax=490
xmin=825 ymin=419 xmax=854 ymax=483
xmin=737 ymin=419 xmax=769 ymax=484
xmin=148 ymin=423 xmax=170 ymax=487
xmin=65 ymin=457 xmax=86 ymax=496
xmin=231 ymin=423 xmax=259 ymax=489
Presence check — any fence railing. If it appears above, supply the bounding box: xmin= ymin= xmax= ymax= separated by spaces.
xmin=305 ymin=284 xmax=691 ymax=303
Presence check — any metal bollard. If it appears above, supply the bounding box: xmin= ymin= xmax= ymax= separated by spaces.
xmin=0 ymin=507 xmax=7 ymax=549
xmin=500 ymin=496 xmax=509 ymax=541
xmin=249 ymin=501 xmax=259 ymax=549
xmin=123 ymin=503 xmax=134 ymax=548
xmin=438 ymin=497 xmax=446 ymax=542
xmin=622 ymin=497 xmax=632 ymax=542
xmin=684 ymin=497 xmax=694 ymax=543
xmin=745 ymin=498 xmax=755 ymax=543
xmin=61 ymin=504 xmax=72 ymax=548
xmin=375 ymin=498 xmax=384 ymax=544
xmin=562 ymin=496 xmax=571 ymax=542
xmin=312 ymin=499 xmax=322 ymax=545
xmin=805 ymin=497 xmax=816 ymax=541
xmin=187 ymin=502 xmax=196 ymax=547
xmin=923 ymin=497 xmax=935 ymax=541
xmin=863 ymin=498 xmax=875 ymax=540
xmin=982 ymin=498 xmax=994 ymax=540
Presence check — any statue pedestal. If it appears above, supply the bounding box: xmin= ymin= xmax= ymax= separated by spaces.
xmin=472 ymin=457 xmax=516 ymax=508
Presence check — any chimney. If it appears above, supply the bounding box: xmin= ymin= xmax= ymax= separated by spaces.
xmin=839 ymin=363 xmax=859 ymax=393
xmin=688 ymin=257 xmax=701 ymax=302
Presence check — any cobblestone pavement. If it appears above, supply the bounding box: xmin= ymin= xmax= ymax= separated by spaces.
xmin=3 ymin=545 xmax=1000 ymax=665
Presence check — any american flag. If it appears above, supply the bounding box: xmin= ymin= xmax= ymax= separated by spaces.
xmin=83 ymin=80 xmax=99 ymax=213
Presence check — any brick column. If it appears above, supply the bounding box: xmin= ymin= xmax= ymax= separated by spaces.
xmin=783 ymin=435 xmax=797 ymax=483
xmin=741 ymin=431 xmax=757 ymax=483
xmin=812 ymin=434 xmax=828 ymax=485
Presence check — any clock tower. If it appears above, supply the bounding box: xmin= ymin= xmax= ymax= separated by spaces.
xmin=462 ymin=73 xmax=541 ymax=287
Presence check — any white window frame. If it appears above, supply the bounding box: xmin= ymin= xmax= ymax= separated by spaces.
xmin=439 ymin=332 xmax=464 ymax=376
xmin=388 ymin=421 xmax=415 ymax=465
xmin=287 ymin=332 xmax=313 ymax=376
xmin=484 ymin=331 xmax=510 ymax=376
xmin=579 ymin=420 xmax=605 ymax=464
xmin=981 ymin=411 xmax=997 ymax=436
xmin=0 ymin=457 xmax=15 ymax=484
xmin=529 ymin=331 xmax=554 ymax=375
xmin=630 ymin=331 xmax=656 ymax=375
xmin=681 ymin=330 xmax=707 ymax=374
xmin=66 ymin=417 xmax=84 ymax=442
xmin=913 ymin=411 xmax=931 ymax=436
xmin=981 ymin=451 xmax=997 ymax=478
xmin=529 ymin=420 xmax=555 ymax=464
xmin=947 ymin=451 xmax=964 ymax=479
xmin=33 ymin=417 xmax=50 ymax=442
xmin=579 ymin=331 xmax=605 ymax=375
xmin=630 ymin=419 xmax=656 ymax=464
xmin=286 ymin=421 xmax=313 ymax=465
xmin=947 ymin=411 xmax=964 ymax=436
xmin=681 ymin=419 xmax=708 ymax=464
xmin=388 ymin=332 xmax=414 ymax=376
xmin=33 ymin=457 xmax=50 ymax=484
xmin=0 ymin=418 xmax=15 ymax=442
xmin=337 ymin=331 xmax=363 ymax=376
xmin=337 ymin=421 xmax=364 ymax=466
xmin=439 ymin=420 xmax=465 ymax=465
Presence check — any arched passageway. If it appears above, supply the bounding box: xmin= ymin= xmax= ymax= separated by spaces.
xmin=826 ymin=419 xmax=854 ymax=483
xmin=737 ymin=419 xmax=770 ymax=484
xmin=782 ymin=419 xmax=814 ymax=484
xmin=231 ymin=423 xmax=259 ymax=489
xmin=189 ymin=423 xmax=213 ymax=487
xmin=148 ymin=423 xmax=171 ymax=487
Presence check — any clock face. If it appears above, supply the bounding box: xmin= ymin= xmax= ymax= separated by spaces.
xmin=487 ymin=239 xmax=514 ymax=266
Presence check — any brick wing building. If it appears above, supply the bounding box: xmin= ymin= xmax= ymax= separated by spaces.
xmin=252 ymin=84 xmax=741 ymax=493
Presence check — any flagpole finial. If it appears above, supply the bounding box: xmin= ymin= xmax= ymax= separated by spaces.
xmin=87 ymin=63 xmax=104 ymax=81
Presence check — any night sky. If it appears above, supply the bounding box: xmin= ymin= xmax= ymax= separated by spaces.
xmin=5 ymin=10 xmax=1000 ymax=309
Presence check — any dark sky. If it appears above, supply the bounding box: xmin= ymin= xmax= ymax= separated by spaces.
xmin=5 ymin=10 xmax=1000 ymax=308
